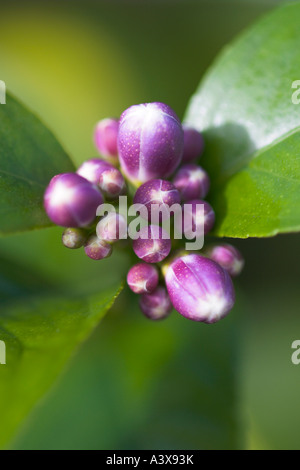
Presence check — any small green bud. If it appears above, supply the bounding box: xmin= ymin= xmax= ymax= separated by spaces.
xmin=62 ymin=228 xmax=87 ymax=249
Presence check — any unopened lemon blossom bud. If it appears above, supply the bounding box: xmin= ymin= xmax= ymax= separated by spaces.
xmin=132 ymin=225 xmax=171 ymax=264
xmin=84 ymin=234 xmax=112 ymax=260
xmin=173 ymin=164 xmax=210 ymax=201
xmin=127 ymin=263 xmax=159 ymax=294
xmin=77 ymin=158 xmax=112 ymax=185
xmin=176 ymin=199 xmax=215 ymax=238
xmin=182 ymin=125 xmax=205 ymax=163
xmin=44 ymin=173 xmax=103 ymax=228
xmin=77 ymin=158 xmax=125 ymax=199
xmin=165 ymin=254 xmax=235 ymax=323
xmin=118 ymin=102 xmax=184 ymax=184
xmin=139 ymin=286 xmax=172 ymax=320
xmin=94 ymin=118 xmax=119 ymax=163
xmin=133 ymin=179 xmax=180 ymax=221
xmin=96 ymin=213 xmax=127 ymax=243
xmin=206 ymin=244 xmax=244 ymax=277
xmin=98 ymin=166 xmax=126 ymax=199
xmin=62 ymin=228 xmax=87 ymax=249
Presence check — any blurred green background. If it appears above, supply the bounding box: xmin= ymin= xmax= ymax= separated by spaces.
xmin=0 ymin=0 xmax=299 ymax=450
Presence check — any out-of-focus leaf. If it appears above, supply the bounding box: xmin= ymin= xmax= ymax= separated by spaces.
xmin=0 ymin=93 xmax=75 ymax=235
xmin=185 ymin=3 xmax=300 ymax=238
xmin=9 ymin=293 xmax=240 ymax=450
xmin=0 ymin=283 xmax=124 ymax=449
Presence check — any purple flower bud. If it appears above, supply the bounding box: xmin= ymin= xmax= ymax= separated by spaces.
xmin=77 ymin=159 xmax=125 ymax=199
xmin=96 ymin=212 xmax=127 ymax=243
xmin=206 ymin=244 xmax=244 ymax=277
xmin=182 ymin=125 xmax=205 ymax=163
xmin=165 ymin=254 xmax=235 ymax=323
xmin=173 ymin=164 xmax=210 ymax=201
xmin=99 ymin=166 xmax=126 ymax=199
xmin=127 ymin=263 xmax=159 ymax=294
xmin=118 ymin=102 xmax=184 ymax=184
xmin=44 ymin=173 xmax=103 ymax=228
xmin=62 ymin=228 xmax=87 ymax=249
xmin=139 ymin=286 xmax=172 ymax=320
xmin=84 ymin=234 xmax=112 ymax=260
xmin=94 ymin=118 xmax=119 ymax=163
xmin=175 ymin=199 xmax=215 ymax=238
xmin=77 ymin=158 xmax=112 ymax=185
xmin=133 ymin=179 xmax=181 ymax=221
xmin=132 ymin=225 xmax=171 ymax=264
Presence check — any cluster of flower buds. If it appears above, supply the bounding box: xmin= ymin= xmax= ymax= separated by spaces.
xmin=44 ymin=102 xmax=244 ymax=324
xmin=44 ymin=157 xmax=126 ymax=262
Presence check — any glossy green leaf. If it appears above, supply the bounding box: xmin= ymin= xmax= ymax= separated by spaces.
xmin=185 ymin=2 xmax=300 ymax=238
xmin=0 ymin=283 xmax=124 ymax=449
xmin=0 ymin=93 xmax=75 ymax=235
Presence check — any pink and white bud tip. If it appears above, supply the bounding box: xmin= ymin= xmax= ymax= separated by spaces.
xmin=165 ymin=254 xmax=235 ymax=323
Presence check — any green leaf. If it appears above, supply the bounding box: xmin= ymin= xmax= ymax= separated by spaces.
xmin=0 ymin=93 xmax=75 ymax=235
xmin=0 ymin=283 xmax=124 ymax=449
xmin=185 ymin=2 xmax=300 ymax=238
xmin=10 ymin=294 xmax=240 ymax=450
xmin=0 ymin=254 xmax=56 ymax=302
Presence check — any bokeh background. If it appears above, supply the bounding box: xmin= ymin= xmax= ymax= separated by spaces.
xmin=0 ymin=0 xmax=299 ymax=450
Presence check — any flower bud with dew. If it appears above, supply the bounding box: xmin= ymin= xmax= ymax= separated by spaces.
xmin=182 ymin=125 xmax=205 ymax=163
xmin=99 ymin=166 xmax=126 ymax=199
xmin=127 ymin=263 xmax=159 ymax=294
xmin=173 ymin=164 xmax=210 ymax=201
xmin=176 ymin=199 xmax=215 ymax=240
xmin=118 ymin=102 xmax=184 ymax=184
xmin=62 ymin=228 xmax=87 ymax=249
xmin=139 ymin=286 xmax=172 ymax=320
xmin=206 ymin=244 xmax=244 ymax=277
xmin=44 ymin=173 xmax=103 ymax=227
xmin=96 ymin=212 xmax=127 ymax=243
xmin=132 ymin=225 xmax=171 ymax=264
xmin=165 ymin=254 xmax=235 ymax=323
xmin=84 ymin=234 xmax=112 ymax=260
xmin=133 ymin=179 xmax=180 ymax=222
xmin=77 ymin=158 xmax=125 ymax=199
xmin=94 ymin=118 xmax=119 ymax=164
